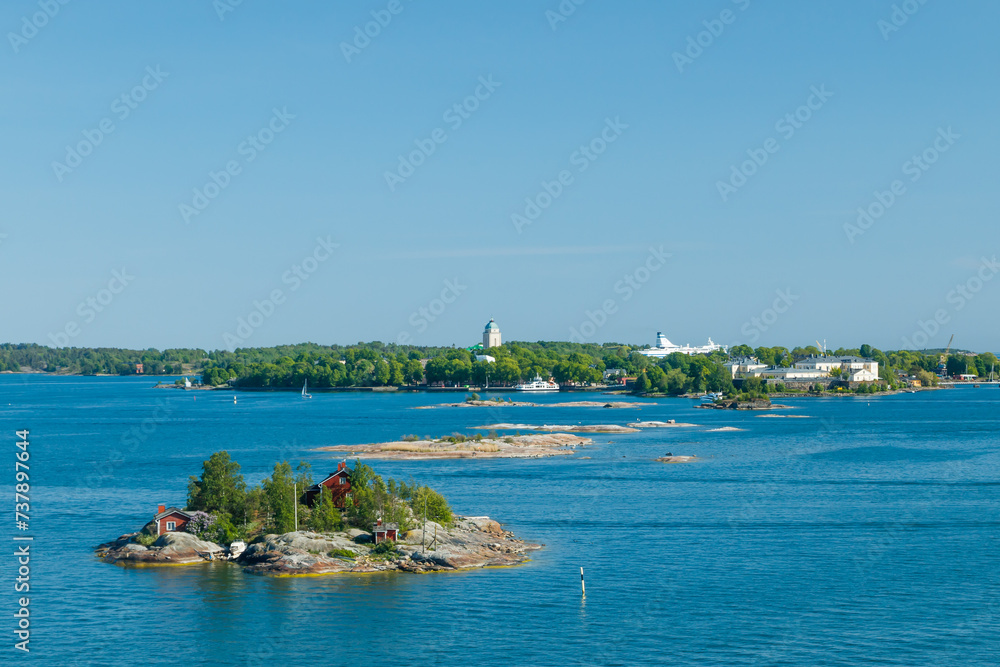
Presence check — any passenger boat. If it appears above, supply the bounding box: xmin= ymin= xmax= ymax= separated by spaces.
xmin=514 ymin=375 xmax=559 ymax=392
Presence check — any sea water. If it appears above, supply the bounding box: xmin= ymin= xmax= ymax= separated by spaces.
xmin=1 ymin=375 xmax=997 ymax=665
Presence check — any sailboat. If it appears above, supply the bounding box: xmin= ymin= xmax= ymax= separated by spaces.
xmin=302 ymin=379 xmax=312 ymax=399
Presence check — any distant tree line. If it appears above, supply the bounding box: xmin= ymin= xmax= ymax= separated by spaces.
xmin=0 ymin=343 xmax=204 ymax=375
xmin=5 ymin=341 xmax=996 ymax=390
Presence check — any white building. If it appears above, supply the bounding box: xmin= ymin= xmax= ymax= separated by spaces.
xmin=724 ymin=357 xmax=768 ymax=379
xmin=483 ymin=319 xmax=501 ymax=348
xmin=638 ymin=332 xmax=726 ymax=358
xmin=795 ymin=355 xmax=879 ymax=381
xmin=750 ymin=356 xmax=880 ymax=383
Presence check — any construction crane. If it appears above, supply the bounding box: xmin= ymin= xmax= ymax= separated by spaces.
xmin=938 ymin=334 xmax=954 ymax=377
xmin=815 ymin=340 xmax=826 ymax=356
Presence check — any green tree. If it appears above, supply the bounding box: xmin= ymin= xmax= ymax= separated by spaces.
xmin=411 ymin=486 xmax=452 ymax=526
xmin=308 ymin=486 xmax=343 ymax=533
xmin=373 ymin=359 xmax=391 ymax=385
xmin=261 ymin=461 xmax=312 ymax=533
xmin=730 ymin=344 xmax=754 ymax=358
xmin=187 ymin=451 xmax=247 ymax=519
xmin=404 ymin=359 xmax=424 ymax=384
xmin=262 ymin=461 xmax=296 ymax=533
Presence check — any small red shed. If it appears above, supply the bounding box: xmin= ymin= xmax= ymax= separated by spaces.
xmin=372 ymin=520 xmax=399 ymax=544
xmin=154 ymin=505 xmax=192 ymax=535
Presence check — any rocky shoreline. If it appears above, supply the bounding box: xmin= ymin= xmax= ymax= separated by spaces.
xmin=99 ymin=516 xmax=541 ymax=575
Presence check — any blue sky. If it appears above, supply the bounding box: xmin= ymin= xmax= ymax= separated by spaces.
xmin=1 ymin=1 xmax=998 ymax=353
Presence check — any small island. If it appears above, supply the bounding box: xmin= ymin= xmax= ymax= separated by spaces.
xmin=311 ymin=431 xmax=592 ymax=459
xmin=98 ymin=453 xmax=540 ymax=575
xmin=418 ymin=397 xmax=650 ymax=409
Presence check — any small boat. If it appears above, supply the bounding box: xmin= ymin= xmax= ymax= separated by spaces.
xmin=514 ymin=375 xmax=559 ymax=392
xmin=302 ymin=379 xmax=312 ymax=399
xmin=701 ymin=392 xmax=723 ymax=402
xmin=228 ymin=540 xmax=246 ymax=559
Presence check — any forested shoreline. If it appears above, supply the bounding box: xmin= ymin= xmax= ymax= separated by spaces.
xmin=2 ymin=341 xmax=994 ymax=397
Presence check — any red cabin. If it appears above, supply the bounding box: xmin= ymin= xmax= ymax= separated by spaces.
xmin=301 ymin=460 xmax=352 ymax=508
xmin=372 ymin=520 xmax=399 ymax=544
xmin=154 ymin=505 xmax=192 ymax=535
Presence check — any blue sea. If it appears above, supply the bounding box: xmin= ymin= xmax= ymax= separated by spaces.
xmin=1 ymin=375 xmax=998 ymax=665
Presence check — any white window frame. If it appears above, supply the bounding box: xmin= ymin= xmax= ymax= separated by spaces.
xmin=166 ymin=521 xmax=176 ymax=531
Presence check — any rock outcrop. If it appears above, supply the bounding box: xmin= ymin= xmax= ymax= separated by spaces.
xmin=100 ymin=532 xmax=224 ymax=565
xmin=99 ymin=517 xmax=541 ymax=576
xmin=239 ymin=517 xmax=541 ymax=576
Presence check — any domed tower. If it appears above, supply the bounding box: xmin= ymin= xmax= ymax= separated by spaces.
xmin=483 ymin=318 xmax=501 ymax=348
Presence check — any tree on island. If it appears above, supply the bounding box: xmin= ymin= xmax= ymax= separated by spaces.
xmin=262 ymin=461 xmax=313 ymax=533
xmin=308 ymin=487 xmax=344 ymax=533
xmin=187 ymin=451 xmax=247 ymax=521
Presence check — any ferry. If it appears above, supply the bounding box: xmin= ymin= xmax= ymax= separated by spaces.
xmin=514 ymin=375 xmax=559 ymax=392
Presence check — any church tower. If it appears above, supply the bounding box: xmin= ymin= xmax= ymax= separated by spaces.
xmin=483 ymin=318 xmax=501 ymax=348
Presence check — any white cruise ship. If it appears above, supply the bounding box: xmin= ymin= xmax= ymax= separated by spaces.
xmin=638 ymin=332 xmax=726 ymax=358
xmin=514 ymin=375 xmax=559 ymax=392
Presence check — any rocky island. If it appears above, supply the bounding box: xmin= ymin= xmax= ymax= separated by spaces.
xmin=312 ymin=432 xmax=592 ymax=459
xmin=100 ymin=516 xmax=539 ymax=575
xmin=97 ymin=453 xmax=541 ymax=576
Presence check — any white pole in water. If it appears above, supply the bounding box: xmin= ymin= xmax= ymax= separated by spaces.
xmin=580 ymin=567 xmax=586 ymax=597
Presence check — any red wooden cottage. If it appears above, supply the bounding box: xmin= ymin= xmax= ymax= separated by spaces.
xmin=372 ymin=520 xmax=399 ymax=544
xmin=154 ymin=505 xmax=192 ymax=535
xmin=301 ymin=460 xmax=352 ymax=508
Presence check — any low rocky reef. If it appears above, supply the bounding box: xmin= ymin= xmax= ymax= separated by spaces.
xmin=98 ymin=517 xmax=541 ymax=575
xmin=312 ymin=433 xmax=591 ymax=459
xmin=418 ymin=400 xmax=647 ymax=409
xmin=697 ymin=399 xmax=789 ymax=410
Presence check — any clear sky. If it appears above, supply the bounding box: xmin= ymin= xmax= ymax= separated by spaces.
xmin=2 ymin=1 xmax=997 ymax=353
